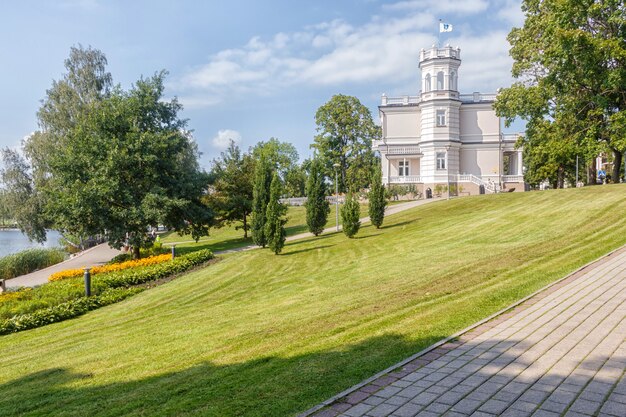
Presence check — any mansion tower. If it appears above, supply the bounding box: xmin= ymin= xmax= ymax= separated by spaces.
xmin=374 ymin=45 xmax=525 ymax=195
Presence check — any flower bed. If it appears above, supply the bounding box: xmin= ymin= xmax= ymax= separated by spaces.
xmin=1 ymin=249 xmax=213 ymax=335
xmin=49 ymin=253 xmax=172 ymax=282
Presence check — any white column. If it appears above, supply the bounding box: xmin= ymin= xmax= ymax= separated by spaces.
xmin=517 ymin=151 xmax=523 ymax=176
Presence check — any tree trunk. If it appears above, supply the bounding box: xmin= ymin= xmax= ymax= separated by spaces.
xmin=133 ymin=245 xmax=141 ymax=260
xmin=611 ymin=148 xmax=623 ymax=183
xmin=243 ymin=213 xmax=248 ymax=238
xmin=587 ymin=158 xmax=597 ymax=185
xmin=557 ymin=166 xmax=565 ymax=188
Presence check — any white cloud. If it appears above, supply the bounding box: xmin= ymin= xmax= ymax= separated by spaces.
xmin=211 ymin=129 xmax=242 ymax=150
xmin=173 ymin=0 xmax=518 ymax=107
xmin=495 ymin=0 xmax=525 ymax=26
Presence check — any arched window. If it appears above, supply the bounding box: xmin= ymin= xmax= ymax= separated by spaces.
xmin=436 ymin=71 xmax=444 ymax=90
xmin=424 ymin=73 xmax=431 ymax=92
xmin=450 ymin=71 xmax=457 ymax=91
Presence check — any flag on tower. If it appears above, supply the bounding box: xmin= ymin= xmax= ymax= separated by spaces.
xmin=439 ymin=21 xmax=453 ymax=33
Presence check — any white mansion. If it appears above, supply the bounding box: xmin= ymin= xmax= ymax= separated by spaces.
xmin=374 ymin=45 xmax=525 ymax=195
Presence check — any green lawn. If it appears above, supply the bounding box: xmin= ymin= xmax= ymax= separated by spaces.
xmin=1 ymin=186 xmax=626 ymax=417
xmin=161 ymin=202 xmax=372 ymax=252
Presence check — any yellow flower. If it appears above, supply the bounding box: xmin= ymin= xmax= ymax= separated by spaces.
xmin=49 ymin=254 xmax=171 ymax=282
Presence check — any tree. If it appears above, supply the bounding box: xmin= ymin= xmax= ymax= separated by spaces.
xmin=368 ymin=169 xmax=387 ymax=229
xmin=0 ymin=47 xmax=213 ymax=258
xmin=284 ymin=164 xmax=307 ymax=197
xmin=265 ymin=172 xmax=287 ymax=254
xmin=305 ymin=158 xmax=330 ymax=236
xmin=252 ymin=138 xmax=299 ymax=178
xmin=341 ymin=193 xmax=361 ymax=238
xmin=312 ymin=94 xmax=381 ymax=192
xmin=206 ymin=140 xmax=255 ymax=237
xmin=495 ymin=0 xmax=626 ymax=186
xmin=251 ymin=156 xmax=273 ymax=247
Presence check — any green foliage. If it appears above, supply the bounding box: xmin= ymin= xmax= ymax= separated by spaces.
xmin=207 ymin=141 xmax=255 ymax=238
xmin=251 ymin=138 xmax=299 ymax=178
xmin=284 ymin=164 xmax=307 ymax=197
xmin=495 ymin=0 xmax=626 ymax=185
xmin=0 ymin=46 xmax=214 ymax=257
xmin=305 ymin=159 xmax=330 ymax=236
xmin=0 ymin=248 xmax=66 ymax=280
xmin=0 ymin=249 xmax=213 ymax=334
xmin=251 ymin=156 xmax=273 ymax=248
xmin=312 ymin=94 xmax=381 ymax=192
xmin=340 ymin=193 xmax=361 ymax=238
xmin=264 ymin=174 xmax=287 ymax=254
xmin=368 ymin=170 xmax=387 ymax=229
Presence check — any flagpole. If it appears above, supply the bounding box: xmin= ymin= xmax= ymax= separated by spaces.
xmin=438 ymin=19 xmax=441 ymax=47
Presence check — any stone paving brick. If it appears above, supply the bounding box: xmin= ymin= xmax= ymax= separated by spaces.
xmin=414 ymin=411 xmax=439 ymax=417
xmin=423 ymin=402 xmax=450 ymax=414
xmin=436 ymin=390 xmax=466 ymax=405
xmin=376 ymin=386 xmax=402 ymax=399
xmin=397 ymin=386 xmax=425 ymax=398
xmin=450 ymin=398 xmax=482 ymax=414
xmin=410 ymin=392 xmax=439 ymax=406
xmin=390 ymin=402 xmax=421 ymax=417
xmin=478 ymin=399 xmax=510 ymax=415
xmin=530 ymin=409 xmax=560 ymax=417
xmin=385 ymin=396 xmax=411 ymax=407
xmin=510 ymin=400 xmax=538 ymax=413
xmin=500 ymin=408 xmax=532 ymax=417
xmin=539 ymin=400 xmax=569 ymax=414
xmin=344 ymin=403 xmax=374 ymax=416
xmin=599 ymin=400 xmax=626 ymax=416
xmin=569 ymin=398 xmax=602 ymax=415
xmin=363 ymin=396 xmax=386 ymax=406
xmin=368 ymin=403 xmax=399 ymax=417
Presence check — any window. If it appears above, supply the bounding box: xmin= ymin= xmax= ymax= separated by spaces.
xmin=436 ymin=71 xmax=444 ymax=90
xmin=436 ymin=152 xmax=446 ymax=170
xmin=399 ymin=160 xmax=409 ymax=176
xmin=450 ymin=71 xmax=457 ymax=90
xmin=424 ymin=73 xmax=431 ymax=92
xmin=436 ymin=110 xmax=446 ymax=126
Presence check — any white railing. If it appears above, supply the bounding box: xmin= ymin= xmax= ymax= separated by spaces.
xmin=459 ymin=93 xmax=497 ymax=103
xmin=386 ymin=146 xmax=421 ymax=155
xmin=456 ymin=174 xmax=497 ymax=193
xmin=420 ymin=46 xmax=461 ymax=61
xmin=503 ymin=175 xmax=524 ymax=183
xmin=381 ymin=95 xmax=420 ymax=106
xmin=387 ymin=176 xmax=422 ymax=184
xmin=501 ymin=133 xmax=522 ymax=142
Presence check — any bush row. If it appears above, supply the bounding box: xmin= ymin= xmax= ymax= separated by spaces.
xmin=0 ymin=249 xmax=214 ymax=335
xmin=0 ymin=287 xmax=142 ymax=335
xmin=0 ymin=248 xmax=67 ymax=280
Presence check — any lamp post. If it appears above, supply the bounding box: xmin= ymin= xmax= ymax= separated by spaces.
xmin=446 ymin=146 xmax=450 ymax=200
xmin=333 ymin=163 xmax=340 ymax=231
xmin=83 ymin=268 xmax=92 ymax=297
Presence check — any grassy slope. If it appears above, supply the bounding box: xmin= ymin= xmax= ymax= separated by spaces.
xmin=1 ymin=186 xmax=626 ymax=416
xmin=160 ymin=203 xmax=371 ymax=252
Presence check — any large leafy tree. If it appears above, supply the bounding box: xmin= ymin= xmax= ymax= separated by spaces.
xmin=495 ymin=0 xmax=626 ymax=185
xmin=312 ymin=94 xmax=381 ymax=192
xmin=207 ymin=140 xmax=255 ymax=238
xmin=0 ymin=47 xmax=213 ymax=258
xmin=252 ymin=138 xmax=299 ymax=178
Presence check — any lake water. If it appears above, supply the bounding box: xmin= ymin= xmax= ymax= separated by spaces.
xmin=0 ymin=229 xmax=63 ymax=258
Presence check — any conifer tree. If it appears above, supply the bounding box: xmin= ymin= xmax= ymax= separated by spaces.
xmin=341 ymin=193 xmax=361 ymax=238
xmin=368 ymin=169 xmax=387 ymax=229
xmin=305 ymin=159 xmax=330 ymax=236
xmin=251 ymin=156 xmax=272 ymax=247
xmin=265 ymin=172 xmax=287 ymax=254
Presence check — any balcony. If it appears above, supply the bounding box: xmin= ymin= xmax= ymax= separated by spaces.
xmin=381 ymin=95 xmax=420 ymax=106
xmin=420 ymin=46 xmax=461 ymax=61
xmin=459 ymin=93 xmax=497 ymax=103
xmin=385 ymin=176 xmax=422 ymax=184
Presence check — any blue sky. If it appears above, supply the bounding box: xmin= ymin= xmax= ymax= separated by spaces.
xmin=0 ymin=0 xmax=525 ymax=169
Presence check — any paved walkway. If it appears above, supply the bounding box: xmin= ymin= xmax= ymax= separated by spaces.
xmin=5 ymin=243 xmax=122 ymax=289
xmin=306 ymin=246 xmax=626 ymax=417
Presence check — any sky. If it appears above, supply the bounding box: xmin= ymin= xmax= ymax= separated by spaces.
xmin=0 ymin=0 xmax=526 ymax=169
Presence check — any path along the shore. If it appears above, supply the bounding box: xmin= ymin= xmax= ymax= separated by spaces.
xmin=6 ymin=197 xmax=443 ymax=289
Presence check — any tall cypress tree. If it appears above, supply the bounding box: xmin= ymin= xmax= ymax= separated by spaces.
xmin=251 ymin=156 xmax=272 ymax=247
xmin=265 ymin=172 xmax=287 ymax=254
xmin=368 ymin=169 xmax=387 ymax=229
xmin=305 ymin=159 xmax=330 ymax=236
xmin=341 ymin=193 xmax=361 ymax=238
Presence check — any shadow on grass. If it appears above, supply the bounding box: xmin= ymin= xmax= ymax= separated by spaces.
xmin=0 ymin=334 xmax=445 ymax=417
xmin=3 ymin=333 xmax=621 ymax=417
xmin=381 ymin=219 xmax=419 ymax=230
xmin=282 ymin=244 xmax=335 ymax=256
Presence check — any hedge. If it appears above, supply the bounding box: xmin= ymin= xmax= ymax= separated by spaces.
xmin=0 ymin=249 xmax=213 ymax=336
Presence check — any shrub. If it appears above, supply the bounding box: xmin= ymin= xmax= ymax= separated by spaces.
xmin=305 ymin=158 xmax=330 ymax=236
xmin=368 ymin=170 xmax=387 ymax=229
xmin=0 ymin=249 xmax=213 ymax=335
xmin=341 ymin=193 xmax=361 ymax=238
xmin=49 ymin=253 xmax=173 ymax=282
xmin=0 ymin=248 xmax=67 ymax=280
